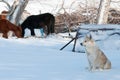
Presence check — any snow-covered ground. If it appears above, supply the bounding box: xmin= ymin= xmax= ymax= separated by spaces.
xmin=0 ymin=24 xmax=120 ymax=80
xmin=0 ymin=0 xmax=120 ymax=80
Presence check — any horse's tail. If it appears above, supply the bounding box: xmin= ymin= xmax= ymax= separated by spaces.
xmin=50 ymin=15 xmax=55 ymax=33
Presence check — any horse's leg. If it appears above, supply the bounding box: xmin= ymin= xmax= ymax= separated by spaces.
xmin=47 ymin=25 xmax=50 ymax=35
xmin=51 ymin=25 xmax=54 ymax=34
xmin=30 ymin=28 xmax=35 ymax=36
xmin=40 ymin=28 xmax=44 ymax=37
xmin=3 ymin=32 xmax=8 ymax=38
xmin=51 ymin=22 xmax=55 ymax=33
xmin=50 ymin=17 xmax=55 ymax=33
xmin=22 ymin=27 xmax=25 ymax=37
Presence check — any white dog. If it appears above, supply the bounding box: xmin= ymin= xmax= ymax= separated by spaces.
xmin=81 ymin=35 xmax=111 ymax=71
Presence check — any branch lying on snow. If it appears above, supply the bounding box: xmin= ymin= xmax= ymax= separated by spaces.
xmin=79 ymin=28 xmax=120 ymax=31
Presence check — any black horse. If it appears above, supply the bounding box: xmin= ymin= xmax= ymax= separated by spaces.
xmin=21 ymin=13 xmax=55 ymax=37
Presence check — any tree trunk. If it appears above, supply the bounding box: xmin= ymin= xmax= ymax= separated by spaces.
xmin=97 ymin=0 xmax=111 ymax=24
xmin=7 ymin=0 xmax=29 ymax=25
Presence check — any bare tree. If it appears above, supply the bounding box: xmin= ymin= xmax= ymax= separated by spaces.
xmin=7 ymin=0 xmax=29 ymax=25
xmin=0 ymin=0 xmax=29 ymax=25
xmin=56 ymin=0 xmax=72 ymax=36
xmin=97 ymin=0 xmax=111 ymax=24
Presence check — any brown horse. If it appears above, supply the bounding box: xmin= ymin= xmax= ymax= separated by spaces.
xmin=0 ymin=19 xmax=22 ymax=38
xmin=0 ymin=14 xmax=6 ymax=20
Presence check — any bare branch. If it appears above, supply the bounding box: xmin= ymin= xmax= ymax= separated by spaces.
xmin=7 ymin=0 xmax=29 ymax=25
xmin=69 ymin=0 xmax=76 ymax=13
xmin=97 ymin=0 xmax=111 ymax=24
xmin=0 ymin=0 xmax=10 ymax=9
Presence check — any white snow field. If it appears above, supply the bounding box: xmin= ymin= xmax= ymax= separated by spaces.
xmin=0 ymin=24 xmax=120 ymax=80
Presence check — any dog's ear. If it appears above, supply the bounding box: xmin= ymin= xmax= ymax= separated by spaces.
xmin=86 ymin=35 xmax=89 ymax=39
xmin=89 ymin=34 xmax=92 ymax=40
xmin=86 ymin=34 xmax=92 ymax=40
